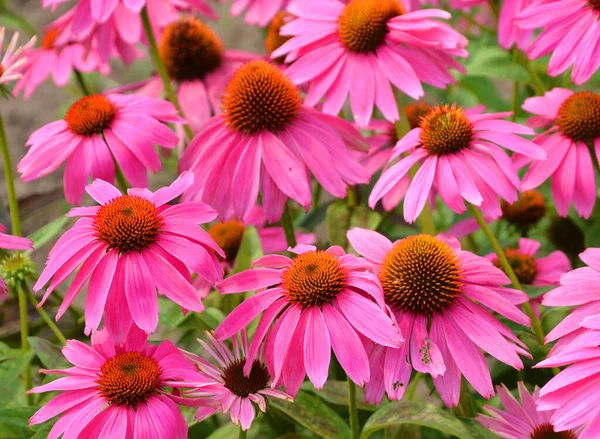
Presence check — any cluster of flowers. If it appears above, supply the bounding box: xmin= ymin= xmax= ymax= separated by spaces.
xmin=1 ymin=0 xmax=600 ymax=437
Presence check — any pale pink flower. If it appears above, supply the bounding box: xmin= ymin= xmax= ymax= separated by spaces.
xmin=228 ymin=0 xmax=290 ymax=26
xmin=518 ymin=88 xmax=600 ymax=218
xmin=477 ymin=382 xmax=578 ymax=439
xmin=0 ymin=224 xmax=34 ymax=296
xmin=516 ymin=0 xmax=600 ymax=85
xmin=214 ymin=244 xmax=403 ymax=395
xmin=498 ymin=0 xmax=534 ymax=50
xmin=184 ymin=331 xmax=293 ymax=430
xmin=180 ymin=60 xmax=369 ymax=223
xmin=33 ymin=172 xmax=224 ymax=334
xmin=369 ymin=104 xmax=546 ymax=223
xmin=0 ymin=28 xmax=36 ymax=88
xmin=272 ymin=0 xmax=468 ymax=127
xmin=18 ymin=93 xmax=182 ymax=205
xmin=347 ymin=229 xmax=531 ymax=407
xmin=28 ymin=324 xmax=210 ymax=439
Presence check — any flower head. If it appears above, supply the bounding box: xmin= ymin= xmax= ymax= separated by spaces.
xmin=0 ymin=28 xmax=36 ymax=91
xmin=185 ymin=331 xmax=293 ymax=431
xmin=18 ymin=93 xmax=182 ymax=205
xmin=229 ymin=0 xmax=289 ymax=27
xmin=369 ymin=103 xmax=546 ymax=223
xmin=214 ymin=244 xmax=403 ymax=395
xmin=498 ymin=0 xmax=534 ymax=51
xmin=347 ymin=228 xmax=531 ymax=407
xmin=0 ymin=224 xmax=33 ymax=296
xmin=266 ymin=11 xmax=292 ymax=62
xmin=477 ymin=382 xmax=577 ymax=439
xmin=180 ymin=60 xmax=369 ymax=223
xmin=272 ymin=0 xmax=468 ymax=126
xmin=519 ymin=88 xmax=600 ymax=218
xmin=33 ymin=172 xmax=224 ymax=334
xmin=28 ymin=324 xmax=209 ymax=439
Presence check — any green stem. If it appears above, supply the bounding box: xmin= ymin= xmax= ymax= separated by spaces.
xmin=312 ymin=183 xmax=323 ymax=210
xmin=115 ymin=165 xmax=130 ymax=193
xmin=347 ymin=186 xmax=358 ymax=208
xmin=515 ymin=50 xmax=545 ymax=95
xmin=74 ymin=70 xmax=91 ymax=96
xmin=511 ymin=81 xmax=519 ymax=122
xmin=406 ymin=372 xmax=422 ymax=401
xmin=24 ymin=284 xmax=67 ymax=345
xmin=348 ymin=378 xmax=360 ymax=439
xmin=238 ymin=426 xmax=247 ymax=439
xmin=0 ymin=112 xmax=21 ymax=236
xmin=141 ymin=7 xmax=193 ymax=141
xmin=17 ymin=285 xmax=33 ymax=404
xmin=486 ymin=0 xmax=499 ymax=19
xmin=281 ymin=202 xmax=297 ymax=248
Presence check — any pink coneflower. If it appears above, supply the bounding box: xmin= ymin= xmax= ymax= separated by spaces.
xmin=0 ymin=224 xmax=33 ymax=296
xmin=28 ymin=325 xmax=210 ymax=439
xmin=516 ymin=0 xmax=600 ymax=85
xmin=228 ymin=0 xmax=289 ymax=27
xmin=18 ymin=93 xmax=182 ymax=205
xmin=347 ymin=228 xmax=531 ymax=407
xmin=518 ymin=88 xmax=600 ymax=218
xmin=477 ymin=382 xmax=578 ymax=439
xmin=271 ymin=0 xmax=468 ymax=127
xmin=0 ymin=28 xmax=36 ymax=88
xmin=498 ymin=0 xmax=533 ymax=50
xmin=185 ymin=331 xmax=293 ymax=430
xmin=214 ymin=244 xmax=403 ymax=395
xmin=15 ymin=13 xmax=110 ymax=99
xmin=180 ymin=60 xmax=369 ymax=223
xmin=369 ymin=104 xmax=546 ymax=223
xmin=33 ymin=172 xmax=224 ymax=334
xmin=195 ymin=206 xmax=315 ymax=298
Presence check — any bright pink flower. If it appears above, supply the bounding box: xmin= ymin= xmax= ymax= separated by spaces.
xmin=18 ymin=93 xmax=182 ymax=205
xmin=271 ymin=0 xmax=468 ymax=127
xmin=518 ymin=88 xmax=600 ymax=218
xmin=15 ymin=13 xmax=110 ymax=99
xmin=214 ymin=244 xmax=403 ymax=395
xmin=195 ymin=206 xmax=315 ymax=298
xmin=477 ymin=382 xmax=578 ymax=439
xmin=498 ymin=0 xmax=533 ymax=50
xmin=33 ymin=172 xmax=224 ymax=334
xmin=404 ymin=0 xmax=485 ymax=10
xmin=0 ymin=28 xmax=36 ymax=88
xmin=516 ymin=0 xmax=600 ymax=85
xmin=347 ymin=229 xmax=531 ymax=407
xmin=28 ymin=324 xmax=210 ymax=439
xmin=228 ymin=0 xmax=290 ymax=26
xmin=180 ymin=60 xmax=369 ymax=223
xmin=0 ymin=224 xmax=34 ymax=296
xmin=369 ymin=104 xmax=546 ymax=223
xmin=185 ymin=331 xmax=293 ymax=430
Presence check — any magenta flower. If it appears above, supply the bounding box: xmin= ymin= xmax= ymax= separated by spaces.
xmin=33 ymin=172 xmax=224 ymax=334
xmin=272 ymin=0 xmax=468 ymax=127
xmin=214 ymin=244 xmax=403 ymax=395
xmin=0 ymin=28 xmax=36 ymax=88
xmin=369 ymin=104 xmax=546 ymax=223
xmin=28 ymin=325 xmax=210 ymax=439
xmin=229 ymin=0 xmax=290 ymax=27
xmin=185 ymin=331 xmax=293 ymax=431
xmin=519 ymin=88 xmax=600 ymax=218
xmin=18 ymin=93 xmax=182 ymax=205
xmin=347 ymin=229 xmax=531 ymax=407
xmin=516 ymin=0 xmax=600 ymax=85
xmin=477 ymin=382 xmax=578 ymax=439
xmin=180 ymin=60 xmax=369 ymax=223
xmin=498 ymin=0 xmax=533 ymax=50
xmin=0 ymin=224 xmax=34 ymax=296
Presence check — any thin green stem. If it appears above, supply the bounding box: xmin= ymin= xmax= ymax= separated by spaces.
xmin=141 ymin=7 xmax=193 ymax=141
xmin=347 ymin=186 xmax=358 ymax=208
xmin=348 ymin=378 xmax=360 ymax=439
xmin=406 ymin=372 xmax=422 ymax=401
xmin=0 ymin=112 xmax=21 ymax=236
xmin=486 ymin=0 xmax=499 ymax=19
xmin=312 ymin=183 xmax=323 ymax=210
xmin=238 ymin=426 xmax=247 ymax=439
xmin=23 ymin=284 xmax=67 ymax=345
xmin=514 ymin=50 xmax=545 ymax=95
xmin=115 ymin=165 xmax=130 ymax=193
xmin=17 ymin=285 xmax=33 ymax=404
xmin=511 ymin=81 xmax=519 ymax=122
xmin=74 ymin=70 xmax=91 ymax=96
xmin=281 ymin=202 xmax=297 ymax=248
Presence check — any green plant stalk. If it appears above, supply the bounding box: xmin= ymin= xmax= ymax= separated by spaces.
xmin=141 ymin=7 xmax=194 ymax=141
xmin=281 ymin=202 xmax=297 ymax=248
xmin=24 ymin=284 xmax=67 ymax=345
xmin=18 ymin=285 xmax=33 ymax=404
xmin=239 ymin=426 xmax=247 ymax=439
xmin=0 ymin=112 xmax=21 ymax=237
xmin=74 ymin=69 xmax=91 ymax=96
xmin=115 ymin=165 xmax=130 ymax=193
xmin=348 ymin=378 xmax=360 ymax=439
xmin=406 ymin=372 xmax=422 ymax=401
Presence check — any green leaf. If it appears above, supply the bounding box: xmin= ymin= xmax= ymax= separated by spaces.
xmin=232 ymin=226 xmax=263 ymax=274
xmin=270 ymin=390 xmax=351 ymax=439
xmin=326 ymin=201 xmax=351 ymax=248
xmin=30 ymin=419 xmax=57 ymax=439
xmin=0 ymin=6 xmax=37 ymax=35
xmin=463 ymin=47 xmax=529 ymax=82
xmin=462 ymin=419 xmax=500 ymax=439
xmin=585 ymin=224 xmax=600 ymax=248
xmin=26 ymin=216 xmax=69 ymax=251
xmin=205 ymin=424 xmax=239 ymax=439
xmin=28 ymin=337 xmax=70 ymax=370
xmin=360 ymin=401 xmax=475 ymax=439
xmin=0 ymin=343 xmax=35 ymax=408
xmin=302 ymin=381 xmax=376 ymax=411
xmin=0 ymin=406 xmax=38 ymax=438
xmin=349 ymin=206 xmax=381 ymax=232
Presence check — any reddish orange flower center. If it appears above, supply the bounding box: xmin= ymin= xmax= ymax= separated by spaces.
xmin=419 ymin=104 xmax=474 ymax=156
xmin=266 ymin=11 xmax=291 ymax=60
xmin=221 ymin=358 xmax=270 ymax=397
xmin=281 ymin=250 xmax=347 ymax=307
xmin=97 ymin=352 xmax=161 ymax=407
xmin=94 ymin=195 xmax=162 ymax=254
xmin=42 ymin=28 xmax=59 ymax=50
xmin=557 ymin=91 xmax=600 ymax=142
xmin=159 ymin=17 xmax=224 ymax=82
xmin=530 ymin=423 xmax=577 ymax=439
xmin=338 ymin=0 xmax=404 ymax=53
xmin=494 ymin=248 xmax=538 ymax=285
xmin=405 ymin=102 xmax=432 ymax=130
xmin=379 ymin=235 xmax=462 ymax=315
xmin=208 ymin=220 xmax=246 ymax=262
xmin=223 ymin=60 xmax=301 ymax=134
xmin=0 ymin=64 xmax=4 ymax=78
xmin=64 ymin=95 xmax=117 ymax=136
xmin=501 ymin=190 xmax=546 ymax=228
xmin=588 ymin=0 xmax=600 ymax=12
